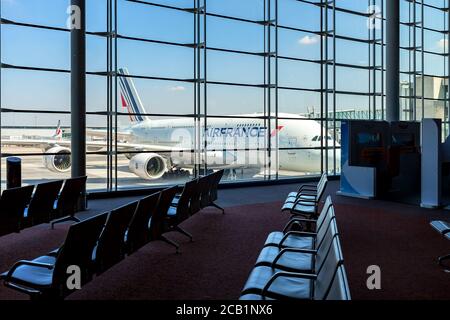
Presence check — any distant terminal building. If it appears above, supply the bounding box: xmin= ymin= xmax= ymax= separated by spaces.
xmin=302 ymin=109 xmax=383 ymax=120
xmin=400 ymin=76 xmax=448 ymax=121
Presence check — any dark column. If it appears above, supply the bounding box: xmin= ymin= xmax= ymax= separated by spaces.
xmin=70 ymin=0 xmax=87 ymax=208
xmin=386 ymin=0 xmax=400 ymax=122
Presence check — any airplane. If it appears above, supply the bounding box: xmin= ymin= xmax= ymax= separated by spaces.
xmin=52 ymin=120 xmax=63 ymax=141
xmin=1 ymin=68 xmax=341 ymax=180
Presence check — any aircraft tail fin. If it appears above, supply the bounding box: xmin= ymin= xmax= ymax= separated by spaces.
xmin=118 ymin=68 xmax=148 ymax=123
xmin=53 ymin=120 xmax=63 ymax=141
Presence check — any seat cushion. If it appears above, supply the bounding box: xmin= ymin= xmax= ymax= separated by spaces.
xmin=285 ymin=194 xmax=316 ymax=203
xmin=242 ymin=266 xmax=312 ymax=300
xmin=281 ymin=202 xmax=315 ymax=214
xmin=255 ymin=246 xmax=314 ymax=273
xmin=264 ymin=231 xmax=314 ymax=250
xmin=287 ymin=192 xmax=299 ymax=198
xmin=167 ymin=206 xmax=177 ymax=216
xmin=2 ymin=256 xmax=55 ymax=289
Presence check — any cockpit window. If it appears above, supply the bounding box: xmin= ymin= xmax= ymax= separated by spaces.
xmin=312 ymin=136 xmax=318 ymax=141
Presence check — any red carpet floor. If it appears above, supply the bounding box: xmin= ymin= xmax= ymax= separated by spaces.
xmin=334 ymin=202 xmax=450 ymax=300
xmin=0 ymin=198 xmax=449 ymax=300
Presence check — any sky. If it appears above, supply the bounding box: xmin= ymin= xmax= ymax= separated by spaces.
xmin=0 ymin=0 xmax=448 ymax=127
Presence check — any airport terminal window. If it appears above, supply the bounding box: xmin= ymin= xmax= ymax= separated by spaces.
xmin=400 ymin=0 xmax=450 ymax=137
xmin=0 ymin=0 xmax=448 ymax=192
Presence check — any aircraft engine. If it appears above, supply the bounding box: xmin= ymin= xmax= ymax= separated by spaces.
xmin=129 ymin=153 xmax=167 ymax=180
xmin=43 ymin=146 xmax=72 ymax=173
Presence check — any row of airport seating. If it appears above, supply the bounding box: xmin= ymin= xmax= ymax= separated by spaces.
xmin=0 ymin=170 xmax=224 ymax=299
xmin=430 ymin=220 xmax=450 ymax=271
xmin=240 ymin=174 xmax=351 ymax=300
xmin=0 ymin=176 xmax=87 ymax=238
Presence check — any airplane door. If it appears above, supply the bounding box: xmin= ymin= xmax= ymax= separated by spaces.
xmin=288 ymin=138 xmax=297 ymax=155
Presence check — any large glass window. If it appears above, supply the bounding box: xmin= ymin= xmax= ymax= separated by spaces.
xmin=0 ymin=0 xmax=447 ymax=192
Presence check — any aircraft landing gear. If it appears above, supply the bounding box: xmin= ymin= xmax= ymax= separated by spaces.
xmin=162 ymin=168 xmax=190 ymax=180
xmin=226 ymin=169 xmax=238 ymax=180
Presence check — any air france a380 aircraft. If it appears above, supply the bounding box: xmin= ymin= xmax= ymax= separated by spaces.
xmin=1 ymin=68 xmax=340 ymax=180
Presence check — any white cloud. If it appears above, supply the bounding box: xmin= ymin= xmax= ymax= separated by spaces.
xmin=438 ymin=38 xmax=448 ymax=49
xmin=299 ymin=35 xmax=319 ymax=46
xmin=169 ymin=86 xmax=186 ymax=92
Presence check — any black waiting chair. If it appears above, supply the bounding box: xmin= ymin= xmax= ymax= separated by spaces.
xmin=94 ymin=201 xmax=138 ymax=274
xmin=281 ymin=174 xmax=328 ymax=219
xmin=149 ymin=187 xmax=180 ymax=253
xmin=284 ymin=173 xmax=327 ymax=204
xmin=200 ymin=173 xmax=215 ymax=209
xmin=207 ymin=170 xmax=224 ymax=213
xmin=51 ymin=176 xmax=87 ymax=228
xmin=430 ymin=220 xmax=450 ymax=271
xmin=166 ymin=179 xmax=198 ymax=242
xmin=239 ymin=236 xmax=344 ymax=300
xmin=24 ymin=180 xmax=63 ymax=228
xmin=126 ymin=193 xmax=160 ymax=255
xmin=190 ymin=175 xmax=209 ymax=215
xmin=0 ymin=185 xmax=34 ymax=237
xmin=254 ymin=217 xmax=338 ymax=274
xmin=264 ymin=196 xmax=334 ymax=249
xmin=1 ymin=213 xmax=108 ymax=300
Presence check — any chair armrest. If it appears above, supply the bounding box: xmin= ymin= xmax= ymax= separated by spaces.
xmin=290 ymin=200 xmax=318 ymax=215
xmin=297 ymin=185 xmax=317 ymax=193
xmin=295 ymin=191 xmax=318 ymax=198
xmin=4 ymin=260 xmax=54 ymax=282
xmin=293 ymin=198 xmax=318 ymax=206
xmin=283 ymin=217 xmax=317 ymax=233
xmin=261 ymin=271 xmax=317 ymax=300
xmin=272 ymin=247 xmax=317 ymax=268
xmin=291 ymin=217 xmax=317 ymax=224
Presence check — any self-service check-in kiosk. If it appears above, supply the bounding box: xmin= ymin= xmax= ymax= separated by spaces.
xmin=338 ymin=120 xmax=421 ymax=201
xmin=338 ymin=120 xmax=388 ymax=199
xmin=388 ymin=121 xmax=421 ymax=199
xmin=421 ymin=119 xmax=442 ymax=208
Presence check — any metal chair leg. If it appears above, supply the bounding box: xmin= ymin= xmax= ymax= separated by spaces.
xmin=175 ymin=226 xmax=193 ymax=242
xmin=211 ymin=202 xmax=225 ymax=214
xmin=161 ymin=235 xmax=180 ymax=254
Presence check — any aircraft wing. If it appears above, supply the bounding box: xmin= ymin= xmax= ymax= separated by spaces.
xmin=1 ymin=138 xmax=182 ymax=154
xmin=86 ymin=129 xmax=133 ymax=141
xmin=1 ymin=139 xmax=63 ymax=149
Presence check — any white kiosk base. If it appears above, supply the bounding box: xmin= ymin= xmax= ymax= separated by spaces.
xmin=421 ymin=119 xmax=442 ymax=209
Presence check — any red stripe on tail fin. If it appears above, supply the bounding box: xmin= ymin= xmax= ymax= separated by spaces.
xmin=121 ymin=94 xmax=128 ymax=109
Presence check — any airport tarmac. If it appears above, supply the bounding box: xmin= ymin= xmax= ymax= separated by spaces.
xmin=0 ymin=146 xmax=317 ymax=192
